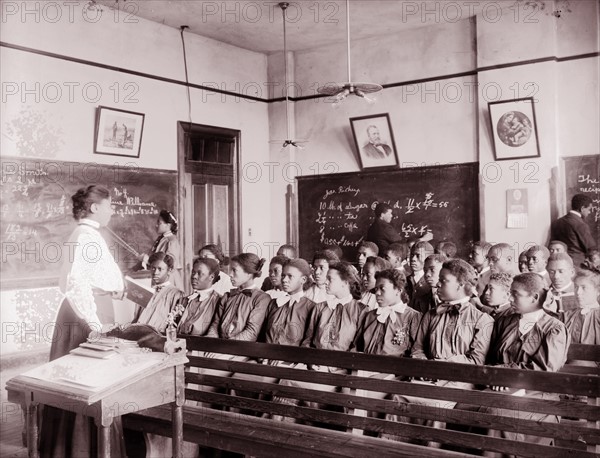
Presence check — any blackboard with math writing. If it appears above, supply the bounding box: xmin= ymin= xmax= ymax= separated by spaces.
xmin=297 ymin=162 xmax=480 ymax=262
xmin=1 ymin=156 xmax=177 ymax=288
xmin=562 ymin=155 xmax=600 ymax=247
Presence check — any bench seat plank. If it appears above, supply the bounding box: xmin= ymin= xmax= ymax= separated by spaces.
xmin=188 ymin=357 xmax=600 ymax=420
xmin=191 ymin=373 xmax=600 ymax=445
xmin=124 ymin=405 xmax=472 ymax=458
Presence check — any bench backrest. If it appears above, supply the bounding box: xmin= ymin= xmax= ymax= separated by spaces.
xmin=181 ymin=336 xmax=600 ymax=458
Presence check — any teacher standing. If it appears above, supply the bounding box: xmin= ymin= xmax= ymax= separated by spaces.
xmin=40 ymin=185 xmax=126 ymax=457
xmin=366 ymin=203 xmax=433 ymax=254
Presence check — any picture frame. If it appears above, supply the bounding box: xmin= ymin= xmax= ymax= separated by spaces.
xmin=94 ymin=106 xmax=145 ymax=158
xmin=488 ymin=97 xmax=540 ymax=161
xmin=350 ymin=113 xmax=399 ymax=170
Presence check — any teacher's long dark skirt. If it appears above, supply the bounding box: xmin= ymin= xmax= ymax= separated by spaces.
xmin=39 ymin=298 xmax=127 ymax=458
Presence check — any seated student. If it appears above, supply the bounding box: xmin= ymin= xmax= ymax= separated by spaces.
xmin=305 ymin=249 xmax=339 ymax=303
xmin=360 ymin=256 xmax=391 ymax=310
xmin=264 ymin=255 xmax=289 ymax=299
xmin=206 ymin=253 xmax=270 ymax=341
xmin=525 ymin=245 xmax=551 ymax=287
xmin=544 ymin=253 xmax=576 ymax=314
xmin=468 ymin=241 xmax=492 ymax=296
xmin=385 ymin=259 xmax=493 ymax=439
xmin=177 ymin=257 xmax=222 ymax=336
xmin=277 ymin=244 xmax=297 ymax=259
xmin=548 ymin=240 xmax=568 ymax=255
xmin=405 ymin=241 xmax=434 ymax=301
xmin=354 ymin=269 xmax=420 ymax=357
xmin=231 ymin=259 xmax=317 ymax=407
xmin=485 ymin=273 xmax=569 ymax=449
xmin=411 ymin=259 xmax=493 ymax=367
xmin=262 ymin=246 xmax=297 ymax=291
xmin=357 ymin=241 xmax=379 ymax=274
xmin=133 ymin=252 xmax=184 ymax=332
xmin=480 ymin=272 xmax=514 ymax=320
xmin=384 ymin=242 xmax=411 ymax=277
xmin=581 ymin=249 xmax=600 ymax=274
xmin=435 ymin=241 xmax=457 ymax=259
xmin=518 ymin=250 xmax=529 ymax=273
xmin=409 ymin=253 xmax=445 ymax=314
xmin=487 ymin=243 xmax=516 ymax=274
xmin=561 ymin=269 xmax=600 ymax=346
xmin=199 ymin=243 xmax=234 ymax=296
xmin=351 ymin=269 xmax=421 ymax=404
xmin=323 ymin=244 xmax=344 ymax=261
xmin=272 ymin=261 xmax=365 ymax=421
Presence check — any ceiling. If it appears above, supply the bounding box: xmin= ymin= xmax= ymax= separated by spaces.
xmin=99 ymin=0 xmax=493 ymax=53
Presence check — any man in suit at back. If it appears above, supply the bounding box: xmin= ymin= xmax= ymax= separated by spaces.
xmin=550 ymin=194 xmax=597 ymax=267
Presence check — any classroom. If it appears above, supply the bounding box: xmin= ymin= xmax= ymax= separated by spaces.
xmin=1 ymin=1 xmax=599 ymax=457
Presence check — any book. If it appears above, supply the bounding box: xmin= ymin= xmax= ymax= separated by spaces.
xmin=70 ymin=347 xmax=118 ymax=359
xmin=125 ymin=275 xmax=154 ymax=308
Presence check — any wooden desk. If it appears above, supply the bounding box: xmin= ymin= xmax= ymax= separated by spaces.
xmin=6 ymin=350 xmax=188 ymax=458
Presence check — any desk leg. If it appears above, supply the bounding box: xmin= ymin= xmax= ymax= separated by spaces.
xmin=96 ymin=419 xmax=112 ymax=458
xmin=172 ymin=402 xmax=183 ymax=458
xmin=26 ymin=402 xmax=39 ymax=458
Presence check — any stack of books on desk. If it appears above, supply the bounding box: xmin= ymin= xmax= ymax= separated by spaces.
xmin=69 ymin=336 xmax=141 ymax=359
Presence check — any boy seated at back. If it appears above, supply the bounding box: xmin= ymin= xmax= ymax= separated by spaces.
xmin=435 ymin=241 xmax=457 ymax=259
xmin=548 ymin=240 xmax=567 ymax=255
xmin=481 ymin=272 xmax=514 ymax=320
xmin=544 ymin=253 xmax=576 ymax=314
xmin=525 ymin=245 xmax=551 ymax=288
xmin=406 ymin=241 xmax=434 ymax=301
xmin=468 ymin=241 xmax=492 ymax=297
xmin=518 ymin=250 xmax=529 ymax=273
xmin=409 ymin=253 xmax=445 ymax=314
xmin=487 ymin=243 xmax=516 ymax=274
xmin=384 ymin=242 xmax=411 ymax=277
xmin=356 ymin=241 xmax=378 ymax=275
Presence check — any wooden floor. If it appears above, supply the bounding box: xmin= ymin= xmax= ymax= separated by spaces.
xmin=1 ymin=355 xmax=46 ymax=458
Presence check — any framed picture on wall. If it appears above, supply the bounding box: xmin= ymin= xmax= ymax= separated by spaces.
xmin=488 ymin=97 xmax=540 ymax=161
xmin=94 ymin=106 xmax=145 ymax=158
xmin=350 ymin=113 xmax=399 ymax=170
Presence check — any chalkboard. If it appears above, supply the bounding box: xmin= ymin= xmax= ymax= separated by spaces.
xmin=562 ymin=155 xmax=600 ymax=247
xmin=297 ymin=162 xmax=480 ymax=261
xmin=1 ymin=157 xmax=177 ymax=288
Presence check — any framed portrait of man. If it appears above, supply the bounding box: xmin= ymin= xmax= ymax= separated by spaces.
xmin=350 ymin=113 xmax=399 ymax=170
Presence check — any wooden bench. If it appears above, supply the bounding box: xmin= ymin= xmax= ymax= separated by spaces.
xmin=123 ymin=338 xmax=600 ymax=457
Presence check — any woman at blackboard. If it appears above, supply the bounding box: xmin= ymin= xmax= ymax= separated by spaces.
xmin=141 ymin=209 xmax=183 ymax=290
xmin=40 ymin=185 xmax=126 ymax=457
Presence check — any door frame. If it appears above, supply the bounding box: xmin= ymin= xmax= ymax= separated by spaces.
xmin=177 ymin=121 xmax=242 ymax=291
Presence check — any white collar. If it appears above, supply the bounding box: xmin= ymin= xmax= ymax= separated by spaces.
xmin=519 ymin=308 xmax=545 ymax=335
xmin=580 ymin=302 xmax=600 ymax=314
xmin=79 ymin=218 xmax=100 ymax=229
xmin=267 ymin=288 xmax=288 ymax=300
xmin=188 ymin=287 xmax=213 ymax=301
xmin=448 ymin=296 xmax=471 ymax=306
xmin=154 ymin=281 xmax=171 ymax=291
xmin=478 ymin=266 xmax=490 ymax=276
xmin=569 ymin=210 xmax=582 ymax=218
xmin=376 ymin=302 xmax=406 ymax=323
xmin=276 ymin=290 xmax=304 ymax=307
xmin=552 ymin=282 xmax=573 ymax=294
xmin=326 ymin=294 xmax=353 ymax=310
xmin=413 ymin=270 xmax=424 ymax=282
xmin=162 ymin=231 xmax=173 ymax=237
xmin=535 ymin=270 xmax=548 ymax=277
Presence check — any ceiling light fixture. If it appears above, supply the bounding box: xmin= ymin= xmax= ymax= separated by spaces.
xmin=277 ymin=2 xmax=306 ymax=151
xmin=317 ymin=0 xmax=382 ymax=107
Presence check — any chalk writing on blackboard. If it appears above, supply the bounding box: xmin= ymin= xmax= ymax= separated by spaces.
xmin=1 ymin=157 xmax=177 ymax=286
xmin=298 ymin=163 xmax=480 ymax=262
